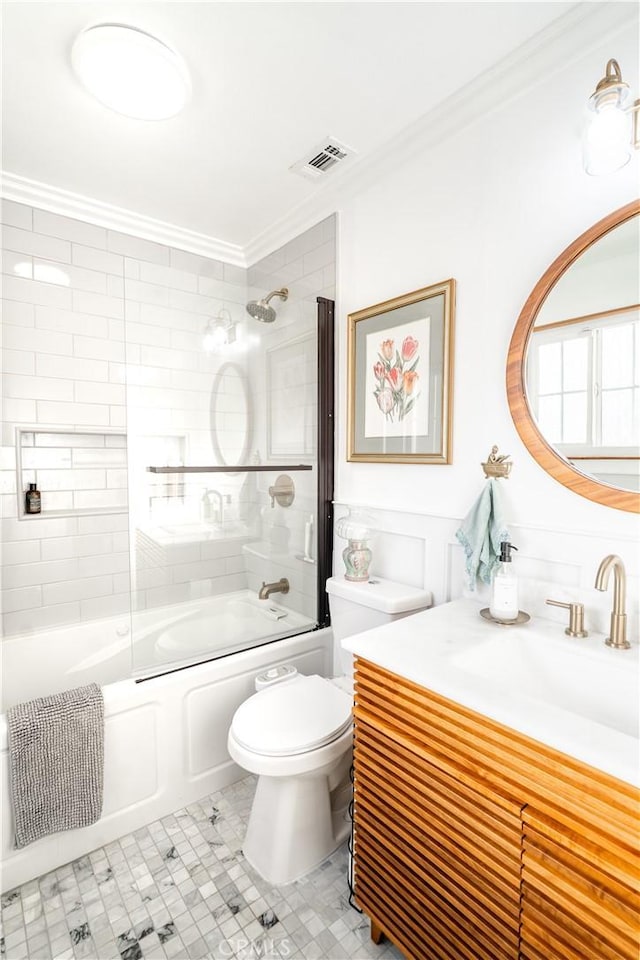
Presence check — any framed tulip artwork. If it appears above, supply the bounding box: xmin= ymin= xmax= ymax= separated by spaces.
xmin=347 ymin=279 xmax=455 ymax=463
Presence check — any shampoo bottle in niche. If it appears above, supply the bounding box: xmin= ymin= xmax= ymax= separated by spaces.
xmin=490 ymin=542 xmax=519 ymax=621
xmin=25 ymin=482 xmax=41 ymax=515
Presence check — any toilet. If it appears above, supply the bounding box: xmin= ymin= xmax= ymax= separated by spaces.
xmin=227 ymin=575 xmax=431 ymax=885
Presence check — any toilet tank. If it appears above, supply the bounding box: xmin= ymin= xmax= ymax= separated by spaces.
xmin=326 ymin=576 xmax=432 ymax=642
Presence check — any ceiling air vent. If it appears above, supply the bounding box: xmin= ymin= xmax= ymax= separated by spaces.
xmin=290 ymin=137 xmax=356 ymax=181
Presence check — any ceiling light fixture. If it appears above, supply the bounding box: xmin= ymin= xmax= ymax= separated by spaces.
xmin=203 ymin=309 xmax=237 ymax=353
xmin=584 ymin=59 xmax=639 ymax=176
xmin=71 ymin=23 xmax=191 ymax=120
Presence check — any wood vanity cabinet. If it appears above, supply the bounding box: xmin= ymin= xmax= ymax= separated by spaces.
xmin=353 ymin=658 xmax=639 ymax=960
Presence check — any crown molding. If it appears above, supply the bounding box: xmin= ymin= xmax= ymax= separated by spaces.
xmin=1 ymin=172 xmax=247 ymax=267
xmin=244 ymin=1 xmax=637 ymax=266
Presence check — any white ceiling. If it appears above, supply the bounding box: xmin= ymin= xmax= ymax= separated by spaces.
xmin=3 ymin=2 xmax=578 ymax=251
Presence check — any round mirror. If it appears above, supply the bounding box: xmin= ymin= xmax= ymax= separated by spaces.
xmin=507 ymin=200 xmax=639 ymax=513
xmin=210 ymin=362 xmax=253 ymax=468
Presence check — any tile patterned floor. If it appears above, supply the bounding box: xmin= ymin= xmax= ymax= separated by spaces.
xmin=0 ymin=777 xmax=403 ymax=960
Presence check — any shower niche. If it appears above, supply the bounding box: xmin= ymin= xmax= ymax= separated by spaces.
xmin=15 ymin=427 xmax=128 ymax=519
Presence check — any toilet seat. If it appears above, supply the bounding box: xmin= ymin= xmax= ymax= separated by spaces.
xmin=231 ymin=675 xmax=352 ymax=757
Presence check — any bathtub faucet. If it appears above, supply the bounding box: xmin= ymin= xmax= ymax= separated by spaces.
xmin=259 ymin=578 xmax=290 ymax=600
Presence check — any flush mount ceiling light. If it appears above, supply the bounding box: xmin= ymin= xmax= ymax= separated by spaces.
xmin=71 ymin=23 xmax=191 ymax=120
xmin=584 ymin=59 xmax=640 ymax=176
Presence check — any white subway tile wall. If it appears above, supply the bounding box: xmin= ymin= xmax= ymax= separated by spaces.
xmin=246 ymin=214 xmax=336 ymax=620
xmin=0 ymin=204 xmax=127 ymax=633
xmin=2 ymin=200 xmax=336 ymax=643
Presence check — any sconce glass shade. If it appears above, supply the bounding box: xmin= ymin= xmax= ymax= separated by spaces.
xmin=203 ymin=310 xmax=236 ymax=353
xmin=584 ymin=58 xmax=632 ymax=176
xmin=335 ymin=508 xmax=375 ymax=542
xmin=335 ymin=508 xmax=376 ymax=581
xmin=71 ymin=24 xmax=190 ymax=120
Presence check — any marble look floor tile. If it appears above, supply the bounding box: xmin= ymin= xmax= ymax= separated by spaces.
xmin=1 ymin=776 xmax=403 ymax=960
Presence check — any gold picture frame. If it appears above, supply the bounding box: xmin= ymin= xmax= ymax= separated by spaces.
xmin=347 ymin=279 xmax=455 ymax=464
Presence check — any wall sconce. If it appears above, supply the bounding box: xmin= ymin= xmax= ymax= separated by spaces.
xmin=203 ymin=309 xmax=237 ymax=352
xmin=584 ymin=58 xmax=640 ymax=176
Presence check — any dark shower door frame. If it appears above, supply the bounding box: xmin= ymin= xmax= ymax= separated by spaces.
xmin=316 ymin=296 xmax=335 ymax=629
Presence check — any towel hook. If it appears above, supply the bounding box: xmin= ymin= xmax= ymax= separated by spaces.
xmin=481 ymin=445 xmax=513 ymax=479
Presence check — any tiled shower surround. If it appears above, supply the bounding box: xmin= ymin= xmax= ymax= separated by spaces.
xmin=0 ymin=777 xmax=401 ymax=960
xmin=1 ymin=200 xmax=336 ymax=640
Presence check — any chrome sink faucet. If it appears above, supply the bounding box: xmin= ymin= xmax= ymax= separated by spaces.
xmin=594 ymin=554 xmax=630 ymax=650
xmin=258 ymin=578 xmax=289 ymax=600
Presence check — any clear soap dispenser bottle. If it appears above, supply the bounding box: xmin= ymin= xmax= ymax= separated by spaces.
xmin=490 ymin=541 xmax=519 ymax=622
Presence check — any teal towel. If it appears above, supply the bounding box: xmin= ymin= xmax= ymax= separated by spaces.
xmin=455 ymin=479 xmax=509 ymax=590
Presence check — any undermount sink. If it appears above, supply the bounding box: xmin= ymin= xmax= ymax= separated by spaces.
xmin=451 ymin=631 xmax=638 ymax=738
xmin=342 ymin=598 xmax=638 ymax=785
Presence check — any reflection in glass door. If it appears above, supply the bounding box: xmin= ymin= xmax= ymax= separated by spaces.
xmin=123 ymin=221 xmax=336 ymax=675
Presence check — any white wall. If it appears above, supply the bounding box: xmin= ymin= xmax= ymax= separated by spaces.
xmin=333 ymin=16 xmax=639 ymax=605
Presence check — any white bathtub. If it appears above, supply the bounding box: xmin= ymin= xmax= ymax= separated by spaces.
xmin=0 ymin=605 xmax=332 ymax=892
xmin=1 ymin=591 xmax=318 ymax=709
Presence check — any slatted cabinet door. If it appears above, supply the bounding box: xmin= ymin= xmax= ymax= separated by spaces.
xmin=353 ymin=660 xmax=523 ymax=960
xmin=521 ymin=807 xmax=640 ymax=960
xmin=355 ymin=721 xmax=522 ymax=960
xmin=352 ymin=657 xmax=640 ymax=960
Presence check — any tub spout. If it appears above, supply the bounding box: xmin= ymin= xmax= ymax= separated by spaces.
xmin=258 ymin=578 xmax=289 ymax=600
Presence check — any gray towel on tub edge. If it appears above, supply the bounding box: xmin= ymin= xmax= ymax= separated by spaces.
xmin=7 ymin=682 xmax=104 ymax=848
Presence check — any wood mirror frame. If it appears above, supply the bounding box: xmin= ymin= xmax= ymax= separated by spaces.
xmin=507 ymin=199 xmax=640 ymax=514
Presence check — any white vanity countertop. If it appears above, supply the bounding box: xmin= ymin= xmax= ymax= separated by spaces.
xmin=342 ymin=597 xmax=639 ymax=787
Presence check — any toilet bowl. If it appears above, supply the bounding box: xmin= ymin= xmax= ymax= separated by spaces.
xmin=227 ymin=674 xmax=353 ymax=885
xmin=228 ymin=575 xmax=432 ymax=885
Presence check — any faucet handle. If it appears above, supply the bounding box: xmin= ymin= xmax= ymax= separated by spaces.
xmin=546 ymin=599 xmax=588 ymax=638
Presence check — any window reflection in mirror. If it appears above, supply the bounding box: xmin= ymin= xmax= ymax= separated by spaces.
xmin=525 ymin=214 xmax=640 ymax=494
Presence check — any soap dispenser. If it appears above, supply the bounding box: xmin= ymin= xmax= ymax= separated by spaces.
xmin=489 ymin=541 xmax=519 ymax=622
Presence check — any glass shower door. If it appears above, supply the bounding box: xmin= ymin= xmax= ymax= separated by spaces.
xmin=123 ymin=245 xmax=332 ymax=676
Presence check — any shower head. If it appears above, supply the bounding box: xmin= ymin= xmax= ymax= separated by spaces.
xmin=246 ymin=287 xmax=288 ymax=323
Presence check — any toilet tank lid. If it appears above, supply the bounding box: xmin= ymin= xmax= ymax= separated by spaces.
xmin=326 ymin=576 xmax=432 ymax=614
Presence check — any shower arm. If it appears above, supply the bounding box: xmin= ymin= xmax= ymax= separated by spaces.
xmin=263 ymin=288 xmax=288 ymax=304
